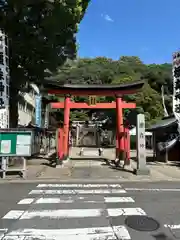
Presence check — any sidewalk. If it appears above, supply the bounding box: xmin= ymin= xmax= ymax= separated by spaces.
xmin=21 ymin=159 xmax=180 ymax=182
xmin=3 ymin=148 xmax=180 ymax=182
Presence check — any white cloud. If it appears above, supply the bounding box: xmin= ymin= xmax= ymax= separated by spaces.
xmin=101 ymin=14 xmax=114 ymax=22
xmin=141 ymin=47 xmax=149 ymax=52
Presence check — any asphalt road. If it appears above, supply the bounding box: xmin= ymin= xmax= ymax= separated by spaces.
xmin=0 ymin=181 xmax=179 ymax=239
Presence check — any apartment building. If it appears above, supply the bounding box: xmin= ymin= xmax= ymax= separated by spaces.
xmin=18 ymin=83 xmax=40 ymax=126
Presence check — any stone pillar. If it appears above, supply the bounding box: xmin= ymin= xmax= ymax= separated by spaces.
xmin=135 ymin=114 xmax=150 ymax=175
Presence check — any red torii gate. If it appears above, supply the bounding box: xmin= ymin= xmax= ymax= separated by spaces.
xmin=43 ymin=80 xmax=144 ymax=166
xmin=51 ymin=100 xmax=136 ymax=164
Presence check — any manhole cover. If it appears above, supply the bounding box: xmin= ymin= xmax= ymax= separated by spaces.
xmin=125 ymin=216 xmax=160 ymax=232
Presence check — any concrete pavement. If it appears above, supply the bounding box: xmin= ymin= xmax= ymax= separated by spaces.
xmin=4 ymin=147 xmax=180 ymax=182
xmin=0 ymin=181 xmax=179 ymax=239
xmin=25 ymin=158 xmax=180 ymax=182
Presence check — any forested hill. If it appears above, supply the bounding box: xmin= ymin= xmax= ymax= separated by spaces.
xmin=51 ymin=56 xmax=173 ymax=126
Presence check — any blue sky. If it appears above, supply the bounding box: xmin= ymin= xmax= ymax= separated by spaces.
xmin=77 ymin=0 xmax=180 ymax=64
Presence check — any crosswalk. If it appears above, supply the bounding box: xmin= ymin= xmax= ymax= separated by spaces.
xmin=0 ymin=183 xmax=148 ymax=239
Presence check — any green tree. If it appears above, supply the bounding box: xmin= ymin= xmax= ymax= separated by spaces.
xmin=51 ymin=56 xmax=172 ymax=125
xmin=134 ymin=83 xmax=164 ymax=125
xmin=0 ymin=0 xmax=89 ymax=126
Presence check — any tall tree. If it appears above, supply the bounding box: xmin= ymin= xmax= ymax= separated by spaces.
xmin=0 ymin=0 xmax=89 ymax=126
xmin=51 ymin=56 xmax=173 ymax=125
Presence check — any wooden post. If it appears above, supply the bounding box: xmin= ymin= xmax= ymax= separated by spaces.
xmin=116 ymin=133 xmax=119 ymax=160
xmin=76 ymin=124 xmax=80 ymax=146
xmin=124 ymin=127 xmax=130 ymax=165
xmin=56 ymin=128 xmax=63 ymax=164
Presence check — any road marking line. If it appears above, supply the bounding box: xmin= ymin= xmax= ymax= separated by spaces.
xmin=0 ymin=229 xmax=8 ymax=240
xmin=3 ymin=210 xmax=24 ymax=219
xmin=4 ymin=226 xmax=131 ymax=240
xmin=2 ymin=209 xmax=103 ymax=220
xmin=164 ymin=224 xmax=180 ymax=229
xmin=104 ymin=197 xmax=135 ymax=203
xmin=2 ymin=207 xmax=146 ymax=220
xmin=37 ymin=184 xmax=122 ymax=188
xmin=29 ymin=189 xmax=126 ymax=195
xmin=125 ymin=188 xmax=180 ymax=192
xmin=2 ymin=234 xmax=122 ymax=240
xmin=16 ymin=197 xmax=135 ymax=205
xmin=36 ymin=198 xmax=74 ymax=204
xmin=18 ymin=198 xmax=34 ymax=204
xmin=107 ymin=207 xmax=147 ymax=216
xmin=35 ymin=198 xmax=101 ymax=204
xmin=3 ymin=236 xmax=25 ymax=240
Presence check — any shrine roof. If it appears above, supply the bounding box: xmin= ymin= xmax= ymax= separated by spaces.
xmin=43 ymin=80 xmax=144 ymax=96
xmin=146 ymin=116 xmax=177 ymax=132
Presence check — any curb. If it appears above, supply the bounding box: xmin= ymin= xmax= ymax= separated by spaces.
xmin=0 ymin=178 xmax=179 ymax=184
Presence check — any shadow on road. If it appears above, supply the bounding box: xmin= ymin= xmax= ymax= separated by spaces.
xmin=152 ymin=233 xmax=174 ymax=240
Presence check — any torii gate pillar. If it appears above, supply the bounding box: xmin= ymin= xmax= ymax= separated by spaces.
xmin=63 ymin=95 xmax=70 ymax=160
xmin=116 ymin=96 xmax=125 ymax=162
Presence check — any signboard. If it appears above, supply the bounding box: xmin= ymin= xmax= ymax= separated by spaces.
xmin=173 ymin=51 xmax=180 ymax=132
xmin=136 ymin=114 xmax=146 ymax=166
xmin=89 ymin=96 xmax=96 ymax=105
xmin=35 ymin=95 xmax=42 ymax=127
xmin=0 ymin=130 xmax=32 ymax=156
xmin=0 ymin=30 xmax=9 ymax=109
xmin=0 ymin=108 xmax=8 ymax=128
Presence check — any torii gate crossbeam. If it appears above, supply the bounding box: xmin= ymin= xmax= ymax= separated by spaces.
xmin=51 ymin=101 xmax=136 ymax=109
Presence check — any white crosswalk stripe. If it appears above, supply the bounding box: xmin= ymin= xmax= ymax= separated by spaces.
xmin=29 ymin=188 xmax=127 ymax=194
xmin=164 ymin=224 xmax=180 ymax=229
xmin=18 ymin=196 xmax=135 ymax=204
xmin=0 ymin=183 xmax=147 ymax=239
xmin=37 ymin=184 xmax=123 ymax=188
xmin=2 ymin=226 xmax=131 ymax=240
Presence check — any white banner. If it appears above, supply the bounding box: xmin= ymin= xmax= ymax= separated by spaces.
xmin=172 ymin=52 xmax=180 ymax=132
xmin=35 ymin=95 xmax=42 ymax=127
xmin=0 ymin=108 xmax=8 ymax=128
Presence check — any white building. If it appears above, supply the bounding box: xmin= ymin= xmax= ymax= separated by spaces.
xmin=18 ymin=83 xmax=40 ymax=126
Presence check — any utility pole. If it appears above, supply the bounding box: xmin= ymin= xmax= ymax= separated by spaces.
xmin=0 ymin=30 xmax=10 ymax=178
